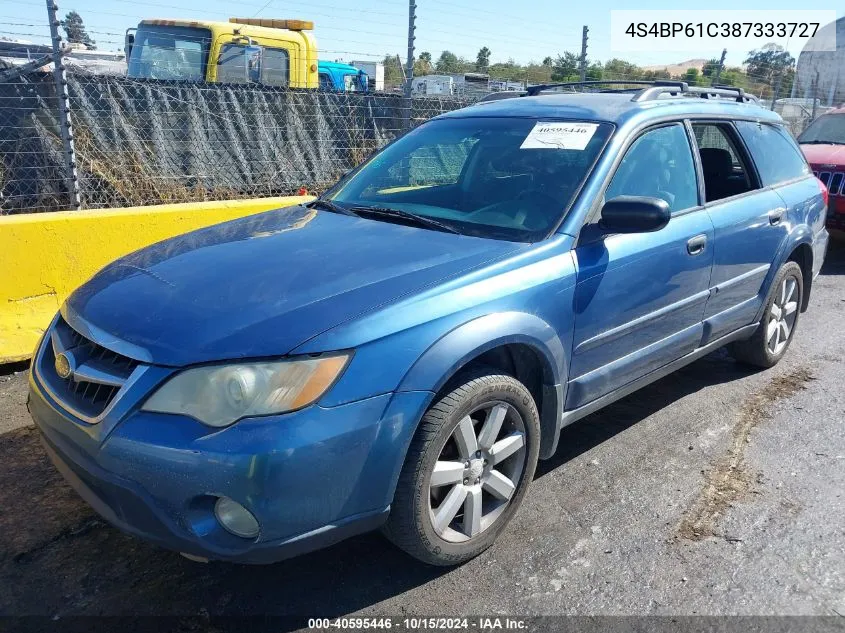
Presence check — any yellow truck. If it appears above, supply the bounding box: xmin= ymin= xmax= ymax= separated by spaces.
xmin=125 ymin=18 xmax=319 ymax=88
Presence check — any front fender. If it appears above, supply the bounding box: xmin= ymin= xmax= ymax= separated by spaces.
xmin=397 ymin=311 xmax=567 ymax=458
xmin=397 ymin=311 xmax=565 ymax=392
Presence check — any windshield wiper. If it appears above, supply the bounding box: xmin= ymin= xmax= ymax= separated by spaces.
xmin=350 ymin=206 xmax=461 ymax=234
xmin=800 ymin=140 xmax=845 ymax=145
xmin=307 ymin=198 xmax=358 ymax=216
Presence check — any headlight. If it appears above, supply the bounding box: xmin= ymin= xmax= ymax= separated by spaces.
xmin=141 ymin=354 xmax=350 ymax=427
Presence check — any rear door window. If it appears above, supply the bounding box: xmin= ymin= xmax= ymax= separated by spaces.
xmin=735 ymin=121 xmax=810 ymax=186
xmin=691 ymin=123 xmax=759 ymax=203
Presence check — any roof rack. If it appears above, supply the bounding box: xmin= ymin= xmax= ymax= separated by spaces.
xmin=477 ymin=80 xmax=760 ymax=105
xmin=525 ymin=80 xmax=686 ymax=97
xmin=633 ymin=83 xmax=757 ymax=103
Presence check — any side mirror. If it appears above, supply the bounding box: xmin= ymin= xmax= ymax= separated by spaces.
xmin=600 ymin=196 xmax=670 ymax=233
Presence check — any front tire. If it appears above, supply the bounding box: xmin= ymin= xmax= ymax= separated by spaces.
xmin=384 ymin=368 xmax=540 ymax=566
xmin=729 ymin=261 xmax=803 ymax=368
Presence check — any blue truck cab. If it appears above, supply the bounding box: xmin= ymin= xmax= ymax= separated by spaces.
xmin=317 ymin=60 xmax=368 ymax=92
xmin=28 ymin=82 xmax=829 ymax=566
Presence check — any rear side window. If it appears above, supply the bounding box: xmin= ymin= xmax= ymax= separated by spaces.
xmin=736 ymin=121 xmax=810 ymax=186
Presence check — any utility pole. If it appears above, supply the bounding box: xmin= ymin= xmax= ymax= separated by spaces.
xmin=770 ymin=73 xmax=783 ymax=111
xmin=403 ymin=0 xmax=416 ymax=130
xmin=712 ymin=48 xmax=726 ymax=85
xmin=579 ymin=25 xmax=589 ymax=82
xmin=46 ymin=0 xmax=80 ymax=209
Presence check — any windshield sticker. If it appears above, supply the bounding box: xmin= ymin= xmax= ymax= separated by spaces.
xmin=520 ymin=122 xmax=599 ymax=150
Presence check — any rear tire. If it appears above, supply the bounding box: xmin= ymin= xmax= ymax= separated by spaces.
xmin=384 ymin=367 xmax=540 ymax=566
xmin=729 ymin=261 xmax=803 ymax=368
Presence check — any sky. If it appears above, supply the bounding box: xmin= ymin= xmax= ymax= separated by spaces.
xmin=2 ymin=0 xmax=843 ymax=69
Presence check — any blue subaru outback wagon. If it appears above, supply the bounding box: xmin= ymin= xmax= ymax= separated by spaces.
xmin=29 ymin=82 xmax=829 ymax=566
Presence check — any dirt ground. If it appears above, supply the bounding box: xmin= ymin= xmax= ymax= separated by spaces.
xmin=1 ymin=239 xmax=843 ymax=623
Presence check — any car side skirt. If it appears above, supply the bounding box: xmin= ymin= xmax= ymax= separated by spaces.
xmin=557 ymin=323 xmax=759 ymax=432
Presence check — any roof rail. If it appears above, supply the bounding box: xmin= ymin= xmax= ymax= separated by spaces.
xmin=525 ymin=80 xmax=686 ymax=97
xmin=701 ymin=84 xmax=758 ymax=103
xmin=476 ymin=79 xmax=760 ymax=105
xmin=476 ymin=91 xmax=526 ymax=104
xmin=633 ymin=83 xmax=758 ymax=103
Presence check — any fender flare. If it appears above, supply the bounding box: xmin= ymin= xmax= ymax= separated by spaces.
xmin=756 ymin=227 xmax=814 ymax=321
xmin=397 ymin=311 xmax=567 ymax=458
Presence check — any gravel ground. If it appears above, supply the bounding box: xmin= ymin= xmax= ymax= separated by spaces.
xmin=0 ymin=238 xmax=843 ymax=621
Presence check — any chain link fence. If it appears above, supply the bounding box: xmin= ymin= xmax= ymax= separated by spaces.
xmin=0 ymin=68 xmax=478 ymax=214
xmin=1 ymin=65 xmax=838 ymax=215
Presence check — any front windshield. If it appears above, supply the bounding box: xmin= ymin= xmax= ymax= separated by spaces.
xmin=329 ymin=117 xmax=613 ymax=241
xmin=127 ymin=25 xmax=211 ymax=81
xmin=798 ymin=113 xmax=845 ymax=145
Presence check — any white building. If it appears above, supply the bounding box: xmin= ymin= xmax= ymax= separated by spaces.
xmin=794 ymin=17 xmax=845 ymax=107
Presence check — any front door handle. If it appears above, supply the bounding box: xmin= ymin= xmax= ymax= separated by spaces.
xmin=769 ymin=208 xmax=786 ymax=225
xmin=687 ymin=234 xmax=707 ymax=256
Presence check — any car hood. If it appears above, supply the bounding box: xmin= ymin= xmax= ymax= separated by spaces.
xmin=66 ymin=206 xmax=523 ymax=366
xmin=800 ymin=143 xmax=845 ymax=167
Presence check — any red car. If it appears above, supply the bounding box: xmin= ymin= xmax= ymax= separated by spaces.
xmin=799 ymin=107 xmax=845 ymax=230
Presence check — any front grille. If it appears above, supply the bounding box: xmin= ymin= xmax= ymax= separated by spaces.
xmin=37 ymin=317 xmax=139 ymax=421
xmin=813 ymin=170 xmax=844 ymax=196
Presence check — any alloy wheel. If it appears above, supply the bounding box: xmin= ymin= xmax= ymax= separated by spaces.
xmin=767 ymin=275 xmax=799 ymax=355
xmin=427 ymin=402 xmax=527 ymax=543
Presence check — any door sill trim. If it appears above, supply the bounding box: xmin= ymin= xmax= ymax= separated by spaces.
xmin=560 ymin=323 xmax=758 ymax=429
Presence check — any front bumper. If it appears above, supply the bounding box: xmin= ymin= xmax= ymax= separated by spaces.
xmin=28 ymin=371 xmax=431 ymax=564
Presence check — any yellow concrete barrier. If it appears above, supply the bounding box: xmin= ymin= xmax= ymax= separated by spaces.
xmin=0 ymin=196 xmax=313 ymax=363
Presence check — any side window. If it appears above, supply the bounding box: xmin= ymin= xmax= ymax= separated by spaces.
xmin=318 ymin=73 xmax=333 ymax=90
xmin=605 ymin=124 xmax=699 ymax=214
xmin=217 ymin=44 xmax=261 ymax=84
xmin=691 ymin=123 xmax=757 ymax=203
xmin=343 ymin=73 xmax=360 ymax=92
xmin=261 ymin=47 xmax=289 ymax=87
xmin=735 ymin=121 xmax=810 ymax=186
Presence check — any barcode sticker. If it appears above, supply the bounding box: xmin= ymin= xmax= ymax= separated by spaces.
xmin=520 ymin=122 xmax=599 ymax=150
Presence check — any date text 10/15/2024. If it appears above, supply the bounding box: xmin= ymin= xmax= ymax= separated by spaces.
xmin=307 ymin=618 xmax=528 ymax=630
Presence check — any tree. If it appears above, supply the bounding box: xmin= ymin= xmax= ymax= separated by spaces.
xmin=701 ymin=57 xmax=722 ymax=78
xmin=551 ymin=52 xmax=579 ymax=81
xmin=436 ymin=50 xmax=461 ymax=73
xmin=683 ymin=67 xmax=704 ymax=86
xmin=584 ymin=62 xmax=603 ymax=81
xmin=382 ymin=54 xmax=404 ymax=84
xmin=602 ymin=58 xmax=642 ymax=80
xmin=744 ymin=44 xmax=795 ymax=84
xmin=414 ymin=51 xmax=433 ymax=76
xmin=61 ymin=11 xmax=95 ymax=49
xmin=475 ymin=47 xmax=491 ymax=72
xmin=542 ymin=56 xmax=553 ymax=67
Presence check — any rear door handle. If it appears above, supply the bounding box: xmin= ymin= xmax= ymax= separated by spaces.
xmin=687 ymin=234 xmax=707 ymax=256
xmin=769 ymin=208 xmax=785 ymax=225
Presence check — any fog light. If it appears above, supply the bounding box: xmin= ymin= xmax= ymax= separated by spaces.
xmin=214 ymin=497 xmax=259 ymax=538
